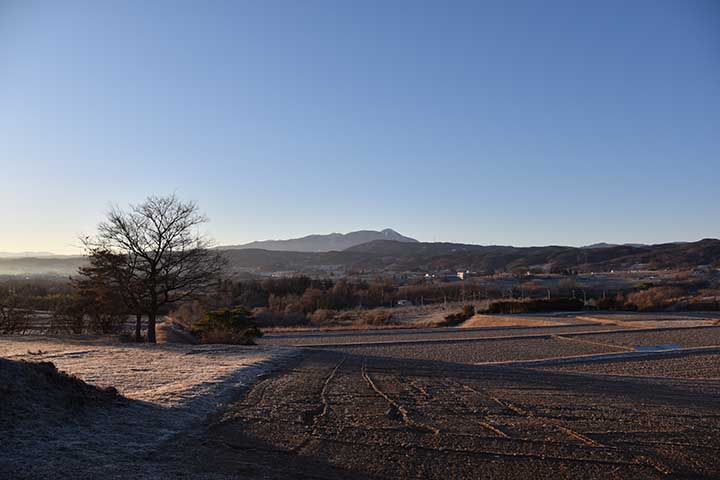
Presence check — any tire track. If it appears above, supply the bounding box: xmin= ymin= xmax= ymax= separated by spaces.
xmin=361 ymin=358 xmax=440 ymax=435
xmin=406 ymin=377 xmax=510 ymax=439
xmin=458 ymin=382 xmax=673 ymax=475
xmin=459 ymin=383 xmax=604 ymax=448
xmin=318 ymin=356 xmax=346 ymax=420
xmin=290 ymin=356 xmax=348 ymax=454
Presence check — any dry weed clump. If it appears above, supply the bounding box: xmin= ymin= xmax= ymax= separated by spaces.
xmin=627 ymin=287 xmax=686 ymax=311
xmin=438 ymin=304 xmax=475 ymax=327
xmin=254 ymin=308 xmax=309 ymax=327
xmin=198 ymin=328 xmax=257 ymax=345
xmin=309 ymin=309 xmax=337 ymax=324
xmin=356 ymin=308 xmax=397 ymax=327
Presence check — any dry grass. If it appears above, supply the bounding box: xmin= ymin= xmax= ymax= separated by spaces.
xmin=460 ymin=315 xmax=577 ymax=328
xmin=576 ymin=313 xmax=720 ymax=329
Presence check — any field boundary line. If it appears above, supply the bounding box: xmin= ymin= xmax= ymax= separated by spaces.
xmin=294 ymin=325 xmax=720 ymax=348
xmin=552 ymin=334 xmax=635 ymax=352
xmin=477 ymin=345 xmax=720 ymax=367
xmin=264 ymin=322 xmax=601 ymax=340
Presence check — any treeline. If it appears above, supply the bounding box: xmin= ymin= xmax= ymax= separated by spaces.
xmin=0 ymin=280 xmax=72 ymax=334
xmin=2 ymin=271 xmax=719 ymax=335
xmin=212 ymin=276 xmax=506 ymax=313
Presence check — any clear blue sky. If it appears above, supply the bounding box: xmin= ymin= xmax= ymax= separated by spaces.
xmin=1 ymin=0 xmax=718 ymax=254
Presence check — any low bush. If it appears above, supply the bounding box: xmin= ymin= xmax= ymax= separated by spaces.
xmin=627 ymin=287 xmax=685 ymax=311
xmin=485 ymin=298 xmax=584 ymax=314
xmin=117 ymin=331 xmax=140 ymax=343
xmin=309 ymin=309 xmax=337 ymax=324
xmin=595 ymin=296 xmax=626 ymax=310
xmin=254 ymin=308 xmax=308 ymax=327
xmin=191 ymin=306 xmax=263 ymax=345
xmin=356 ymin=308 xmax=396 ymax=327
xmin=439 ymin=304 xmax=475 ymax=327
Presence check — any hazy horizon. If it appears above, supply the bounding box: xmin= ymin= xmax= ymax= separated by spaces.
xmin=0 ymin=226 xmax=718 ymax=257
xmin=2 ymin=1 xmax=719 ymax=254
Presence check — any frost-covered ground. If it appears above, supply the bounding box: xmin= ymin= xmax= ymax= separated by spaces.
xmin=0 ymin=336 xmax=299 ymax=479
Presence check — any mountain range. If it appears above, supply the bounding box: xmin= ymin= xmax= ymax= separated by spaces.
xmin=219 ymin=228 xmax=418 ymax=252
xmin=0 ymin=251 xmax=62 ymax=258
xmin=1 ymin=231 xmax=718 ymax=277
xmin=581 ymin=243 xmax=650 ymax=249
xmin=219 ymin=238 xmax=720 ymax=276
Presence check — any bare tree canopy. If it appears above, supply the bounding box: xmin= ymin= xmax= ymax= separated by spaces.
xmin=83 ymin=195 xmax=225 ymax=343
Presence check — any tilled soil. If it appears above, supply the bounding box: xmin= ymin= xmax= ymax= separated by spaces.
xmin=575 ymin=326 xmax=720 ymax=350
xmin=259 ymin=323 xmax=622 ymax=347
xmin=539 ymin=352 xmax=720 ymax=379
xmin=323 ymin=336 xmax=626 ymax=364
xmin=168 ymin=350 xmax=720 ymax=479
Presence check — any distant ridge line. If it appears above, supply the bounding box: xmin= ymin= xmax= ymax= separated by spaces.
xmin=219 ymin=228 xmax=418 ymax=252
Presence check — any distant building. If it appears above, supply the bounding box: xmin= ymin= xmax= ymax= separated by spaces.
xmin=397 ymin=299 xmax=412 ymax=307
xmin=456 ymin=270 xmax=474 ymax=280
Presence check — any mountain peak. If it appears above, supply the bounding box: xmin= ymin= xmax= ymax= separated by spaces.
xmin=220 ymin=229 xmax=418 ymax=252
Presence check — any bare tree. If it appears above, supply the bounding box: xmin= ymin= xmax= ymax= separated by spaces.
xmin=84 ymin=195 xmax=225 ymax=343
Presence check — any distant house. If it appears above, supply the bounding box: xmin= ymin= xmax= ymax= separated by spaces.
xmin=397 ymin=299 xmax=412 ymax=307
xmin=456 ymin=270 xmax=474 ymax=280
xmin=444 ymin=275 xmax=462 ymax=282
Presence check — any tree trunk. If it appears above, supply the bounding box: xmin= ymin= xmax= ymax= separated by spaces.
xmin=148 ymin=288 xmax=158 ymax=344
xmin=147 ymin=312 xmax=157 ymax=343
xmin=134 ymin=313 xmax=142 ymax=342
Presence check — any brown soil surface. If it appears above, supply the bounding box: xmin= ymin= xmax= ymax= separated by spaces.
xmin=161 ymin=349 xmax=720 ymax=479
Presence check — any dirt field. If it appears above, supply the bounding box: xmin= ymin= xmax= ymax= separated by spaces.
xmin=539 ymin=352 xmax=720 ymax=379
xmin=258 ymin=323 xmax=622 ymax=347
xmin=3 ymin=319 xmax=720 ymax=479
xmin=165 ymin=350 xmax=719 ymax=479
xmin=223 ymin=324 xmax=720 ymax=479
